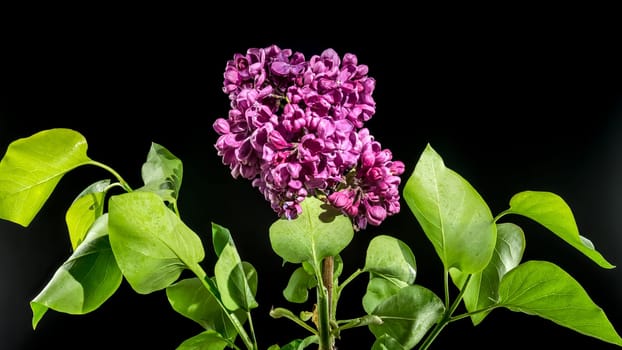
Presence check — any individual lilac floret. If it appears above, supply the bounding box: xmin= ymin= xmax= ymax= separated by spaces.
xmin=214 ymin=44 xmax=404 ymax=230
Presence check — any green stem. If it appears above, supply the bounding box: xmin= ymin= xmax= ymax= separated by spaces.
xmin=246 ymin=311 xmax=259 ymax=349
xmin=89 ymin=160 xmax=133 ymax=192
xmin=337 ymin=315 xmax=383 ymax=331
xmin=335 ymin=268 xmax=363 ymax=297
xmin=269 ymin=307 xmax=319 ymax=335
xmin=418 ymin=273 xmax=472 ymax=350
xmin=90 ymin=160 xmax=184 ymax=216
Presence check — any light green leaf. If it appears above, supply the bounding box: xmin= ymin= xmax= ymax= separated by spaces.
xmin=403 ymin=144 xmax=496 ymax=273
xmin=269 ymin=196 xmax=353 ymax=266
xmin=166 ymin=277 xmax=248 ymax=341
xmin=65 ymin=179 xmax=110 ymax=250
xmin=0 ymin=128 xmax=92 ymax=226
xmin=499 ymin=260 xmax=622 ymax=346
xmin=369 ymin=285 xmax=445 ymax=349
xmin=176 ymin=329 xmax=232 ymax=350
xmin=215 ymin=246 xmax=258 ymax=312
xmin=503 ymin=190 xmax=615 ymax=268
xmin=296 ymin=335 xmax=319 ymax=350
xmin=213 ymin=223 xmax=258 ymax=312
xmin=364 ymin=235 xmax=416 ymax=284
xmin=30 ymin=214 xmax=122 ymax=329
xmin=275 ymin=340 xmax=302 ymax=350
xmin=283 ymin=266 xmax=317 ymax=303
xmin=108 ymin=191 xmax=205 ymax=294
xmin=139 ymin=142 xmax=183 ymax=204
xmin=362 ymin=277 xmax=406 ymax=314
xmin=372 ymin=334 xmax=406 ymax=350
xmin=212 ymin=222 xmax=232 ymax=257
xmin=267 ymin=337 xmax=320 ymax=350
xmin=450 ymin=222 xmax=525 ymax=325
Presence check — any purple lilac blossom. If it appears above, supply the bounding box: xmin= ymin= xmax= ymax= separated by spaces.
xmin=214 ymin=44 xmax=405 ymax=230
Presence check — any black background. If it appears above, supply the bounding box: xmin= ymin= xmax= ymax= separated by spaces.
xmin=1 ymin=8 xmax=621 ymax=350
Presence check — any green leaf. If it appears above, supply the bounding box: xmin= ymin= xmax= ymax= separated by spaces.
xmin=372 ymin=334 xmax=406 ymax=350
xmin=277 ymin=336 xmax=318 ymax=350
xmin=450 ymin=222 xmax=525 ymax=325
xmin=139 ymin=142 xmax=183 ymax=204
xmin=363 ymin=276 xmax=406 ymax=314
xmin=498 ymin=260 xmax=622 ymax=346
xmin=30 ymin=214 xmax=122 ymax=329
xmin=267 ymin=337 xmax=320 ymax=350
xmin=214 ymin=224 xmax=258 ymax=311
xmin=176 ymin=329 xmax=232 ymax=350
xmin=296 ymin=335 xmax=319 ymax=350
xmin=276 ymin=340 xmax=302 ymax=350
xmin=108 ymin=191 xmax=205 ymax=294
xmin=332 ymin=253 xmax=344 ymax=280
xmin=166 ymin=277 xmax=247 ymax=341
xmin=269 ymin=196 xmax=353 ymax=266
xmin=364 ymin=235 xmax=416 ymax=284
xmin=403 ymin=144 xmax=496 ymax=273
xmin=0 ymin=128 xmax=92 ymax=226
xmin=212 ymin=222 xmax=233 ymax=257
xmin=369 ymin=285 xmax=445 ymax=349
xmin=503 ymin=190 xmax=615 ymax=268
xmin=65 ymin=179 xmax=110 ymax=250
xmin=283 ymin=266 xmax=317 ymax=303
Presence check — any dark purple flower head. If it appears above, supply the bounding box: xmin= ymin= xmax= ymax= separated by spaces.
xmin=214 ymin=45 xmax=404 ymax=230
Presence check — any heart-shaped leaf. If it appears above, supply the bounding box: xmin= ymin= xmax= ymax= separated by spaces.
xmin=269 ymin=196 xmax=353 ymax=267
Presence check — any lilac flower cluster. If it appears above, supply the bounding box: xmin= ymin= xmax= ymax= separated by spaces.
xmin=213 ymin=45 xmax=405 ymax=230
